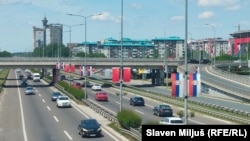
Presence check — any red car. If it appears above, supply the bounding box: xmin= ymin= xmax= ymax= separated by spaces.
xmin=95 ymin=92 xmax=108 ymax=101
xmin=71 ymin=82 xmax=82 ymax=89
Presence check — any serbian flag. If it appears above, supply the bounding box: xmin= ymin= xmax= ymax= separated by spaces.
xmin=188 ymin=73 xmax=201 ymax=97
xmin=79 ymin=66 xmax=83 ymax=76
xmin=171 ymin=73 xmax=184 ymax=97
xmin=55 ymin=62 xmax=60 ymax=69
xmin=88 ymin=66 xmax=93 ymax=76
xmin=82 ymin=66 xmax=86 ymax=76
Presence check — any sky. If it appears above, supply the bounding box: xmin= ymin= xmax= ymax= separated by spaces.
xmin=0 ymin=0 xmax=250 ymax=53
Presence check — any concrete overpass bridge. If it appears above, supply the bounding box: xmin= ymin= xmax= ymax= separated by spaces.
xmin=0 ymin=57 xmax=183 ymax=69
xmin=0 ymin=57 xmax=184 ymax=86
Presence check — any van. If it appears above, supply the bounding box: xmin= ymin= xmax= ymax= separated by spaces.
xmin=33 ymin=73 xmax=41 ymax=82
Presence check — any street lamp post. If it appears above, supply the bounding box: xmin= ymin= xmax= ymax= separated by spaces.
xmin=63 ymin=24 xmax=83 ymax=87
xmin=205 ymin=24 xmax=216 ymax=65
xmin=184 ymin=0 xmax=188 ymax=125
xmin=119 ymin=0 xmax=124 ymax=112
xmin=67 ymin=13 xmax=102 ymax=100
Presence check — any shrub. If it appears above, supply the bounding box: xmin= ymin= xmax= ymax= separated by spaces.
xmin=57 ymin=80 xmax=85 ymax=100
xmin=117 ymin=109 xmax=142 ymax=129
xmin=177 ymin=110 xmax=184 ymax=118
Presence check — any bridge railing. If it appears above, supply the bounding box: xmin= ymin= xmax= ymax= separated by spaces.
xmin=209 ymin=65 xmax=250 ymax=87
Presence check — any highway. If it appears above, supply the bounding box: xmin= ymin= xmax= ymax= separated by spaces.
xmin=0 ymin=69 xmax=121 ymax=141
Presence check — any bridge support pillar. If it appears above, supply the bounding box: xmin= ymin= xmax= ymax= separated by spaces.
xmin=151 ymin=69 xmax=163 ymax=86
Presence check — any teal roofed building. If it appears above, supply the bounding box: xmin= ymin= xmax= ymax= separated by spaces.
xmin=71 ymin=36 xmax=185 ymax=59
xmin=100 ymin=37 xmax=154 ymax=58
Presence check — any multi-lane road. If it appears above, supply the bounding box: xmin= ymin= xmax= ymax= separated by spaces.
xmin=0 ymin=69 xmax=121 ymax=141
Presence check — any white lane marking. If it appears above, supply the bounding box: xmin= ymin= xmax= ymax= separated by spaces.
xmin=47 ymin=106 xmax=51 ymax=111
xmin=38 ymin=94 xmax=41 ymax=97
xmin=17 ymin=81 xmax=28 ymax=141
xmin=64 ymin=130 xmax=73 ymax=140
xmin=116 ymin=102 xmax=120 ymax=104
xmin=53 ymin=116 xmax=59 ymax=123
xmin=135 ymin=110 xmax=144 ymax=115
xmin=42 ymin=99 xmax=45 ymax=103
xmin=145 ymin=104 xmax=153 ymax=108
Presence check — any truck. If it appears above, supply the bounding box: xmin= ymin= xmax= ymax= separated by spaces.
xmin=33 ymin=73 xmax=41 ymax=82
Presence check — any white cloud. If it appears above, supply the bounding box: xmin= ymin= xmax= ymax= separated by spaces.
xmin=198 ymin=0 xmax=241 ymax=10
xmin=226 ymin=5 xmax=240 ymax=10
xmin=130 ymin=3 xmax=142 ymax=10
xmin=92 ymin=12 xmax=110 ymax=21
xmin=198 ymin=0 xmax=239 ymax=6
xmin=198 ymin=11 xmax=214 ymax=19
xmin=170 ymin=16 xmax=184 ymax=22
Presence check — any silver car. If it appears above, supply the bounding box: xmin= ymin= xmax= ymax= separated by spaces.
xmin=25 ymin=86 xmax=35 ymax=95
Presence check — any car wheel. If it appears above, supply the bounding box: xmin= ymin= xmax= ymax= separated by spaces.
xmin=157 ymin=111 xmax=160 ymax=116
xmin=80 ymin=131 xmax=84 ymax=138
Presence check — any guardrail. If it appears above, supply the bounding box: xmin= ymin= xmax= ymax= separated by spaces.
xmin=178 ymin=65 xmax=250 ymax=100
xmin=209 ymin=65 xmax=250 ymax=86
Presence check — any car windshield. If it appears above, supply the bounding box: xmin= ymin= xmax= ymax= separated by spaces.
xmin=59 ymin=97 xmax=68 ymax=100
xmin=171 ymin=120 xmax=183 ymax=123
xmin=135 ymin=97 xmax=143 ymax=101
xmin=53 ymin=92 xmax=61 ymax=96
xmin=83 ymin=119 xmax=98 ymax=126
xmin=26 ymin=87 xmax=33 ymax=90
xmin=160 ymin=105 xmax=171 ymax=109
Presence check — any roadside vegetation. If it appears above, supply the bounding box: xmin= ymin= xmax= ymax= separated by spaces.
xmin=0 ymin=69 xmax=9 ymax=93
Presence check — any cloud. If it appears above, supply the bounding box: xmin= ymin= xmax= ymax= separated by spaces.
xmin=92 ymin=12 xmax=110 ymax=21
xmin=198 ymin=11 xmax=214 ymax=19
xmin=170 ymin=16 xmax=184 ymax=22
xmin=92 ymin=11 xmax=121 ymax=23
xmin=198 ymin=0 xmax=241 ymax=10
xmin=0 ymin=0 xmax=31 ymax=5
xmin=130 ymin=3 xmax=142 ymax=10
xmin=198 ymin=0 xmax=239 ymax=6
xmin=226 ymin=5 xmax=240 ymax=10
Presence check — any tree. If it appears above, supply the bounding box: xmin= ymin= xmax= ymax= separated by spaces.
xmin=33 ymin=43 xmax=69 ymax=57
xmin=75 ymin=52 xmax=106 ymax=58
xmin=0 ymin=51 xmax=12 ymax=57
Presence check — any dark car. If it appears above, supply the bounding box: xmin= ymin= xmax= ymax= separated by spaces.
xmin=129 ymin=96 xmax=145 ymax=106
xmin=27 ymin=74 xmax=33 ymax=80
xmin=153 ymin=104 xmax=173 ymax=117
xmin=20 ymin=79 xmax=28 ymax=86
xmin=19 ymin=74 xmax=24 ymax=80
xmin=201 ymin=59 xmax=211 ymax=64
xmin=78 ymin=119 xmax=102 ymax=137
xmin=51 ymin=91 xmax=62 ymax=101
xmin=188 ymin=59 xmax=199 ymax=64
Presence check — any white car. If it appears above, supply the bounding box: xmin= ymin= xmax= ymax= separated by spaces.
xmin=92 ymin=84 xmax=102 ymax=91
xmin=159 ymin=117 xmax=184 ymax=125
xmin=56 ymin=96 xmax=71 ymax=108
